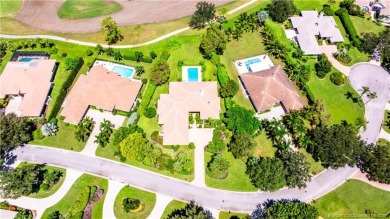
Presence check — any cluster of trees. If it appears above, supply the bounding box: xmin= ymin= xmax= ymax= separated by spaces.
xmin=261 ymin=25 xmax=290 ymax=60
xmin=315 ymin=54 xmax=332 ymax=78
xmin=253 ymin=199 xmax=318 ymax=219
xmin=225 ymin=11 xmax=262 ymax=41
xmin=101 ymin=17 xmax=124 ymax=44
xmin=206 ymin=154 xmax=230 ymax=178
xmin=150 ymin=61 xmax=170 ymax=86
xmin=360 ymin=139 xmax=390 ymax=184
xmin=189 ymin=1 xmax=216 ymax=29
xmin=75 ymin=117 xmax=94 ymax=142
xmin=206 ymin=123 xmax=232 ymax=153
xmin=94 ymin=119 xmax=114 ymax=147
xmin=0 ymin=113 xmax=34 ymax=166
xmin=361 ymin=29 xmax=390 ymax=70
xmin=167 ymin=201 xmax=213 ymax=219
xmin=266 ymin=0 xmax=296 ymax=23
xmin=200 ymin=26 xmax=227 ymax=59
xmin=339 ymin=0 xmax=365 ymax=17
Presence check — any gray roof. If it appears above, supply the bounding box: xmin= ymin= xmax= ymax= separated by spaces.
xmin=290 ymin=11 xmax=344 ymax=55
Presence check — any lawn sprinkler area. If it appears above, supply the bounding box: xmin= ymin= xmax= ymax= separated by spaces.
xmin=93 ymin=60 xmax=135 ymax=79
xmin=182 ymin=66 xmax=202 ymax=82
xmin=234 ymin=54 xmax=274 ymax=74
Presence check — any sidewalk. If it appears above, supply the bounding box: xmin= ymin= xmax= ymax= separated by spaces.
xmin=102 ymin=180 xmax=126 ymax=219
xmin=147 ymin=193 xmax=173 ymax=219
xmin=351 ymin=171 xmax=390 ymax=192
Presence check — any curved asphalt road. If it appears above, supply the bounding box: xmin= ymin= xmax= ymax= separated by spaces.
xmin=13 ymin=145 xmax=356 ymax=212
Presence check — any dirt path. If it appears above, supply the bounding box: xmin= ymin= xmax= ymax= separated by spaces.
xmin=14 ymin=0 xmax=230 ymax=33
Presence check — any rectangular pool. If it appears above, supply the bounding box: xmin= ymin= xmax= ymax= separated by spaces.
xmin=19 ymin=57 xmax=39 ymax=62
xmin=112 ymin=66 xmax=134 ymax=78
xmin=188 ymin=68 xmax=199 ymax=82
xmin=244 ymin=58 xmax=261 ymax=71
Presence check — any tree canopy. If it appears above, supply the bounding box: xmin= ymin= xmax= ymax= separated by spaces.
xmin=228 ymin=133 xmax=255 ymax=159
xmin=276 ymin=150 xmax=311 ymax=188
xmin=361 ymin=32 xmax=380 ymax=54
xmin=200 ymin=26 xmax=227 ymax=59
xmin=360 ymin=140 xmax=390 ymax=184
xmin=150 ymin=61 xmax=170 ymax=86
xmin=189 ymin=1 xmax=216 ymax=29
xmin=253 ymin=199 xmax=319 ymax=219
xmin=101 ymin=17 xmax=124 ymax=44
xmin=224 ymin=106 xmax=260 ymax=136
xmin=119 ymin=132 xmax=148 ymax=161
xmin=219 ymin=79 xmax=239 ymax=98
xmin=308 ymin=124 xmax=365 ymax=168
xmin=207 ymin=154 xmax=230 ymax=178
xmin=167 ymin=201 xmax=213 ymax=219
xmin=266 ymin=0 xmax=296 ymax=23
xmin=246 ymin=157 xmax=287 ymax=191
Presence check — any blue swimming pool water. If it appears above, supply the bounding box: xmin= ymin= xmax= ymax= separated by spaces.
xmin=19 ymin=57 xmax=39 ymax=62
xmin=188 ymin=68 xmax=199 ymax=82
xmin=112 ymin=66 xmax=134 ymax=78
xmin=244 ymin=57 xmax=261 ymax=71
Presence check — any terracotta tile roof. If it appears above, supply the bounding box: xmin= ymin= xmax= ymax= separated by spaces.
xmin=239 ymin=65 xmax=305 ymax=112
xmin=157 ymin=82 xmax=220 ymax=145
xmin=0 ymin=60 xmax=56 ymax=117
xmin=60 ymin=65 xmax=142 ymax=125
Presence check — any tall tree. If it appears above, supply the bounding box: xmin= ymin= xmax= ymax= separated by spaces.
xmin=309 ymin=124 xmax=365 ymax=168
xmin=267 ymin=0 xmax=296 ymax=23
xmin=189 ymin=1 xmax=216 ymax=29
xmin=228 ymin=133 xmax=255 ymax=159
xmin=246 ymin=157 xmax=287 ymax=191
xmin=94 ymin=119 xmax=114 ymax=147
xmin=276 ymin=150 xmax=312 ymax=188
xmin=101 ymin=17 xmax=124 ymax=44
xmin=359 ymin=86 xmax=370 ymax=98
xmin=360 ymin=140 xmax=390 ymax=184
xmin=253 ymin=200 xmax=318 ymax=219
xmin=224 ymin=106 xmax=260 ymax=136
xmin=361 ymin=32 xmax=380 ymax=54
xmin=167 ymin=201 xmax=213 ymax=219
xmin=199 ymin=26 xmax=227 ymax=59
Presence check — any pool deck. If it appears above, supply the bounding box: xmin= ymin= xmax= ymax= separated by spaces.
xmin=234 ymin=55 xmax=274 ymax=74
xmin=92 ymin=60 xmax=136 ymax=79
xmin=182 ymin=66 xmax=202 ymax=82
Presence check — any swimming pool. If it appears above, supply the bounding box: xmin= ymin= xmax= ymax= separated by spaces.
xmin=244 ymin=57 xmax=261 ymax=71
xmin=19 ymin=57 xmax=39 ymax=62
xmin=112 ymin=66 xmax=134 ymax=78
xmin=188 ymin=68 xmax=199 ymax=82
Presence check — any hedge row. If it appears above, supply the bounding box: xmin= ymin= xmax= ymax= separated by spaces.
xmin=123 ymin=51 xmax=153 ymax=63
xmin=224 ymin=97 xmax=232 ymax=109
xmin=47 ymin=57 xmax=84 ymax=120
xmin=141 ymin=82 xmax=156 ymax=109
xmin=336 ymin=8 xmax=362 ymax=47
xmin=159 ymin=51 xmax=170 ymax=62
xmin=216 ymin=64 xmax=229 ymax=85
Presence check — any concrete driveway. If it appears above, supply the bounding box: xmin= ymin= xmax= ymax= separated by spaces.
xmin=349 ymin=63 xmax=390 ymax=144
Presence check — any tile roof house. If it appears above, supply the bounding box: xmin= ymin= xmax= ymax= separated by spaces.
xmin=60 ymin=65 xmax=142 ymax=125
xmin=290 ymin=11 xmax=344 ymax=55
xmin=239 ymin=65 xmax=304 ymax=112
xmin=0 ymin=59 xmax=57 ymax=117
xmin=157 ymin=82 xmax=220 ymax=145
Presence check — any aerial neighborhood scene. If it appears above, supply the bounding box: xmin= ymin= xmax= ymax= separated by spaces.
xmin=1 ymin=0 xmax=390 ymax=218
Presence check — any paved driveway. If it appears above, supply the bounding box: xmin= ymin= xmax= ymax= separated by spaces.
xmin=349 ymin=63 xmax=390 ymax=144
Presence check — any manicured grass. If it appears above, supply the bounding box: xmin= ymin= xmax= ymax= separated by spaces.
xmin=205 ymin=150 xmax=257 ymax=192
xmin=42 ymin=174 xmax=108 ymax=219
xmin=137 ymin=116 xmax=161 ymax=139
xmin=383 ymin=110 xmax=390 ymax=133
xmin=114 ymin=185 xmax=156 ymax=219
xmin=315 ymin=179 xmax=390 ymax=218
xmin=16 ymin=163 xmax=67 ymax=199
xmin=96 ymin=140 xmax=195 ymax=181
xmin=253 ymin=132 xmax=276 ymax=158
xmin=334 ymin=16 xmax=351 ymax=44
xmin=58 ymin=0 xmax=122 ymax=19
xmin=161 ymin=200 xmax=187 ymax=219
xmin=220 ymin=211 xmax=250 ymax=219
xmin=294 ymin=0 xmax=342 ymax=11
xmin=0 ymin=0 xmax=23 ymax=17
xmin=306 ymin=67 xmax=364 ymax=125
xmin=298 ymin=148 xmax=325 ymax=175
xmin=30 ymin=120 xmax=85 ymax=152
xmin=347 ymin=47 xmax=370 ymax=66
xmin=350 ymin=16 xmax=386 ymax=36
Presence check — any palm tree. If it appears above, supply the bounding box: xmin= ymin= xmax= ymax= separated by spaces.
xmin=75 ymin=117 xmax=94 ymax=142
xmin=232 ymin=24 xmax=243 ymax=41
xmin=297 ymin=135 xmax=312 ymax=149
xmin=365 ymin=92 xmax=377 ymax=105
xmin=360 ymin=86 xmax=370 ymax=98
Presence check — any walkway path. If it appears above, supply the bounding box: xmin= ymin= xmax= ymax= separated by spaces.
xmin=10 ymin=145 xmax=358 ymax=212
xmin=351 ymin=170 xmax=390 ymax=192
xmin=147 ymin=193 xmax=173 ymax=219
xmin=320 ymin=43 xmax=351 ymax=76
xmin=0 ymin=169 xmax=83 ymax=219
xmin=102 ymin=180 xmax=126 ymax=219
xmin=80 ymin=109 xmax=125 ymax=156
xmin=0 ymin=0 xmax=259 ymax=48
xmin=189 ymin=128 xmax=214 ymax=187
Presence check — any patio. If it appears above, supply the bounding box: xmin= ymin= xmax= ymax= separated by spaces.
xmin=234 ymin=54 xmax=274 ymax=75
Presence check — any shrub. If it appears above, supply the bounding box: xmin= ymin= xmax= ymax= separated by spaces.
xmin=160 ymin=51 xmax=170 ymax=61
xmin=315 ymin=54 xmax=332 ymax=78
xmin=50 ymin=47 xmax=58 ymax=54
xmin=220 ymin=79 xmax=239 ymax=98
xmin=330 ymin=72 xmax=345 ymax=85
xmin=151 ymin=131 xmax=163 ymax=145
xmin=207 ymin=154 xmax=230 ymax=178
xmin=144 ymin=107 xmax=156 ymax=118
xmin=49 ymin=118 xmax=58 ymax=125
xmin=41 ymin=123 xmax=58 ymax=136
xmin=150 ymin=61 xmax=170 ymax=85
xmin=322 ymin=4 xmax=334 ymax=15
xmin=122 ymin=198 xmax=141 ymax=213
xmin=61 ymin=52 xmax=67 ymax=57
xmin=216 ymin=64 xmax=229 ymax=85
xmin=112 ymin=109 xmax=117 ymax=115
xmin=336 ymin=8 xmax=362 ymax=47
xmin=150 ymin=51 xmax=157 ymax=59
xmin=140 ymin=56 xmax=153 ymax=63
xmin=85 ymin=49 xmax=93 ymax=56
xmin=141 ymin=82 xmax=156 ymax=109
xmin=40 ymin=183 xmax=50 ymax=191
xmin=188 ymin=142 xmax=195 ymax=149
xmin=141 ymin=78 xmax=148 ymax=84
xmin=33 ymin=128 xmax=45 ymax=140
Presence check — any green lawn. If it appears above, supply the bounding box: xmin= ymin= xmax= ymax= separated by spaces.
xmin=114 ymin=185 xmax=156 ymax=219
xmin=16 ymin=163 xmax=67 ymax=199
xmin=205 ymin=150 xmax=257 ymax=192
xmin=42 ymin=174 xmax=108 ymax=219
xmin=294 ymin=0 xmax=342 ymax=11
xmin=347 ymin=47 xmax=370 ymax=66
xmin=306 ymin=66 xmax=364 ymax=125
xmin=161 ymin=200 xmax=187 ymax=219
xmin=315 ymin=179 xmax=390 ymax=218
xmin=383 ymin=110 xmax=390 ymax=133
xmin=253 ymin=132 xmax=276 ymax=158
xmin=334 ymin=16 xmax=350 ymax=44
xmin=220 ymin=211 xmax=250 ymax=219
xmin=30 ymin=120 xmax=85 ymax=151
xmin=0 ymin=0 xmax=23 ymax=17
xmin=298 ymin=148 xmax=325 ymax=175
xmin=350 ymin=16 xmax=386 ymax=36
xmin=58 ymin=0 xmax=122 ymax=19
